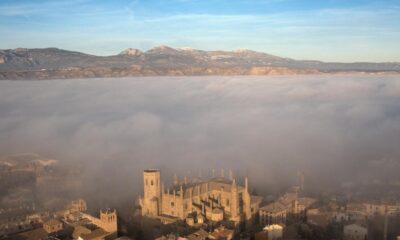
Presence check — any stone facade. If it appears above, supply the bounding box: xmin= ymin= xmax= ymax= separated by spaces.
xmin=139 ymin=169 xmax=262 ymax=224
xmin=43 ymin=219 xmax=63 ymax=233
xmin=82 ymin=208 xmax=118 ymax=236
xmin=343 ymin=224 xmax=367 ymax=240
xmin=259 ymin=191 xmax=316 ymax=226
xmin=68 ymin=198 xmax=87 ymax=213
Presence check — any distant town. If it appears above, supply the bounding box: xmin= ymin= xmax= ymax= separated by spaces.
xmin=1 ymin=154 xmax=400 ymax=240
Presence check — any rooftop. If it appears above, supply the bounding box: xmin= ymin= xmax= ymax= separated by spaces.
xmin=169 ymin=178 xmax=245 ymax=197
xmin=209 ymin=226 xmax=234 ymax=239
xmin=81 ymin=228 xmax=110 ymax=240
xmin=260 ymin=201 xmax=287 ymax=213
xmin=186 ymin=228 xmax=209 ymax=240
xmin=18 ymin=227 xmax=48 ymax=240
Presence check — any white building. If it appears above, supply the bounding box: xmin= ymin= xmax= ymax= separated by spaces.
xmin=263 ymin=224 xmax=283 ymax=240
xmin=332 ymin=212 xmax=350 ymax=223
xmin=363 ymin=202 xmax=400 ymax=216
xmin=344 ymin=224 xmax=367 ymax=240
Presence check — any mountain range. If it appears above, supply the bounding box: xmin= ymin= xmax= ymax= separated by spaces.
xmin=0 ymin=45 xmax=399 ymax=79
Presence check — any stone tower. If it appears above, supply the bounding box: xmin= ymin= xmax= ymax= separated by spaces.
xmin=142 ymin=169 xmax=161 ymax=216
xmin=230 ymin=178 xmax=240 ymax=222
xmin=243 ymin=177 xmax=252 ymax=220
xmin=99 ymin=209 xmax=118 ymax=236
xmin=173 ymin=174 xmax=179 ymax=185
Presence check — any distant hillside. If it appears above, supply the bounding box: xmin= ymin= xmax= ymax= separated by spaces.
xmin=0 ymin=46 xmax=399 ymax=79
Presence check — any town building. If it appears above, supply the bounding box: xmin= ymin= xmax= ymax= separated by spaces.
xmin=343 ymin=223 xmax=368 ymax=240
xmin=306 ymin=209 xmax=330 ymax=228
xmin=5 ymin=199 xmax=118 ymax=240
xmin=259 ymin=202 xmax=286 ymax=226
xmin=259 ymin=190 xmax=316 ymax=226
xmin=255 ymin=224 xmax=284 ymax=240
xmin=208 ymin=226 xmax=234 ymax=240
xmin=43 ymin=219 xmax=63 ymax=233
xmin=155 ymin=227 xmax=234 ymax=240
xmin=68 ymin=199 xmax=88 ymax=213
xmin=363 ymin=202 xmax=400 ymax=216
xmin=71 ymin=208 xmax=118 ymax=239
xmin=185 ymin=228 xmax=209 ymax=240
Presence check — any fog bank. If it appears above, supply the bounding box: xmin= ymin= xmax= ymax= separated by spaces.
xmin=0 ymin=75 xmax=399 ymax=204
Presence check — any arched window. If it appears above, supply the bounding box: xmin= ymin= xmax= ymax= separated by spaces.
xmin=151 ymin=180 xmax=154 ymax=186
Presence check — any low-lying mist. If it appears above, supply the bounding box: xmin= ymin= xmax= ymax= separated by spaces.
xmin=0 ymin=75 xmax=400 ymax=206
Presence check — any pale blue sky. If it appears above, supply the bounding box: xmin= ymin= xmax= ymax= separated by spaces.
xmin=0 ymin=0 xmax=399 ymax=62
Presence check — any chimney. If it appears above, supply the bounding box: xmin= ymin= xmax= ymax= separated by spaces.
xmin=245 ymin=177 xmax=249 ymax=193
xmin=173 ymin=174 xmax=179 ymax=186
xmin=180 ymin=185 xmax=184 ymax=200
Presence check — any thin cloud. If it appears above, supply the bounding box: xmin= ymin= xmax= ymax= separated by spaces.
xmin=1 ymin=1 xmax=399 ymax=61
xmin=0 ymin=0 xmax=121 ymax=17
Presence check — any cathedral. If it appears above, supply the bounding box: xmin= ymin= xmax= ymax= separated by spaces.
xmin=138 ymin=169 xmax=262 ymax=225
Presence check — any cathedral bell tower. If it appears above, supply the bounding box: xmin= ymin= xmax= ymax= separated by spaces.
xmin=142 ymin=169 xmax=161 ymax=216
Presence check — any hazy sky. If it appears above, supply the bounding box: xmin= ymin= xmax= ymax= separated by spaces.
xmin=0 ymin=76 xmax=400 ymax=202
xmin=1 ymin=0 xmax=400 ymax=62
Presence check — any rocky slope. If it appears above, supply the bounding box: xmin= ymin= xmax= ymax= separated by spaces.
xmin=0 ymin=46 xmax=399 ymax=79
